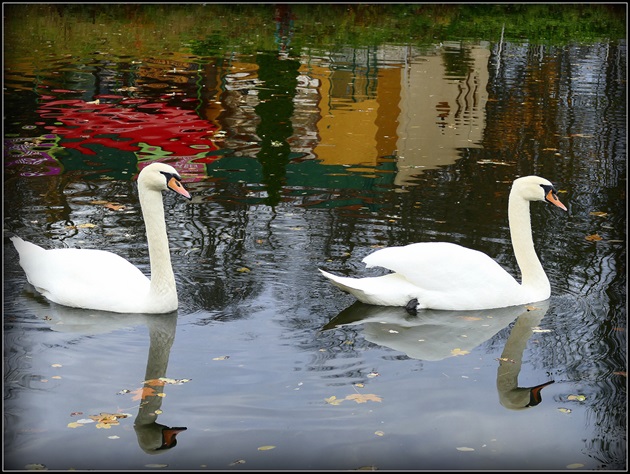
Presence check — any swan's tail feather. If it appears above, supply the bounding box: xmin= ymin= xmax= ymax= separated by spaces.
xmin=319 ymin=268 xmax=417 ymax=307
xmin=319 ymin=269 xmax=368 ymax=296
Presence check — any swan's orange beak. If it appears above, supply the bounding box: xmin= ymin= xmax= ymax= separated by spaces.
xmin=159 ymin=426 xmax=187 ymax=450
xmin=545 ymin=189 xmax=567 ymax=211
xmin=168 ymin=177 xmax=192 ymax=200
xmin=526 ymin=380 xmax=555 ymax=407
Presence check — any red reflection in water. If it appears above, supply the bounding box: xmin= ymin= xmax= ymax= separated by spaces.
xmin=37 ymin=98 xmax=219 ymax=157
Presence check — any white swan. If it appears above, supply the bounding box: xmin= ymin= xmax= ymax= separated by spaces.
xmin=11 ymin=163 xmax=191 ymax=314
xmin=319 ymin=175 xmax=567 ymax=311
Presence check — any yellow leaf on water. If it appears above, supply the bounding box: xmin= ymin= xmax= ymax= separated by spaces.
xmin=567 ymin=394 xmax=586 ymax=401
xmin=77 ymin=223 xmax=97 ymax=228
xmin=67 ymin=422 xmax=84 ymax=428
xmin=558 ymin=408 xmax=572 ymax=414
xmin=451 ymin=348 xmax=469 ymax=356
xmin=236 ymin=267 xmax=251 ymax=273
xmin=345 ymin=393 xmax=382 ymax=404
xmin=589 ymin=211 xmax=608 ymax=217
xmin=257 ymin=445 xmax=276 ymax=451
xmin=325 ymin=396 xmax=343 ymax=405
xmin=374 ymin=431 xmax=385 ymax=436
xmin=567 ymin=463 xmax=585 ymax=469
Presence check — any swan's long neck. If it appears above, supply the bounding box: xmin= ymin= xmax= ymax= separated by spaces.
xmin=138 ymin=186 xmax=176 ymax=300
xmin=508 ymin=192 xmax=549 ymax=294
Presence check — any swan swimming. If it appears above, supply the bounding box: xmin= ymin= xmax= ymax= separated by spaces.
xmin=319 ymin=175 xmax=567 ymax=311
xmin=11 ymin=162 xmax=192 ymax=314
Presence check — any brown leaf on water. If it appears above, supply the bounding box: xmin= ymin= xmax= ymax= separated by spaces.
xmin=144 ymin=378 xmax=167 ymax=387
xmin=89 ymin=412 xmax=130 ymax=428
xmin=585 ymin=234 xmax=602 ymax=242
xmin=131 ymin=386 xmax=157 ymax=401
xmin=345 ymin=393 xmax=382 ymax=404
xmin=589 ymin=211 xmax=608 ymax=217
xmin=104 ymin=203 xmax=125 ymax=211
xmin=614 ymin=371 xmax=626 ymax=377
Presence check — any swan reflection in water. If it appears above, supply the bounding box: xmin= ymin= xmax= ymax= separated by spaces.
xmin=323 ymin=299 xmax=554 ymax=410
xmin=22 ymin=291 xmax=187 ymax=453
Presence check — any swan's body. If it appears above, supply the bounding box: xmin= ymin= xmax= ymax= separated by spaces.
xmin=320 ymin=176 xmax=567 ymax=311
xmin=11 ymin=163 xmax=191 ymax=314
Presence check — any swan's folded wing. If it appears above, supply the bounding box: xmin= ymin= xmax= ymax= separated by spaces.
xmin=362 ymin=241 xmax=521 ymax=292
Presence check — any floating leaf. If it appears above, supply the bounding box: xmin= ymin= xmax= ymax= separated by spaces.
xmin=77 ymin=223 xmax=97 ymax=229
xmin=345 ymin=393 xmax=382 ymax=404
xmin=212 ymin=356 xmax=230 ymax=361
xmin=374 ymin=431 xmax=385 ymax=436
xmin=257 ymin=445 xmax=276 ymax=451
xmin=104 ymin=203 xmax=125 ymax=211
xmin=451 ymin=348 xmax=469 ymax=356
xmin=159 ymin=377 xmax=192 ymax=385
xmin=567 ymin=463 xmax=585 ymax=469
xmin=461 ymin=316 xmax=482 ymax=321
xmin=496 ymin=357 xmax=515 ymax=363
xmin=456 ymin=447 xmax=475 ymax=451
xmin=589 ymin=211 xmax=608 ymax=217
xmin=108 ymin=435 xmax=120 ymax=439
xmin=236 ymin=267 xmax=251 ymax=273
xmin=131 ymin=387 xmax=157 ymax=401
xmin=67 ymin=422 xmax=84 ymax=429
xmin=51 ymin=364 xmax=62 ymax=368
xmin=585 ymin=234 xmax=602 ymax=242
xmin=367 ymin=372 xmax=379 ymax=378
xmin=145 ymin=464 xmax=168 ymax=468
xmin=614 ymin=371 xmax=626 ymax=377
xmin=325 ymin=396 xmax=343 ymax=405
xmin=25 ymin=464 xmax=47 ymax=470
xmin=558 ymin=407 xmax=572 ymax=414
xmin=567 ymin=394 xmax=586 ymax=401
xmin=532 ymin=327 xmax=552 ymax=333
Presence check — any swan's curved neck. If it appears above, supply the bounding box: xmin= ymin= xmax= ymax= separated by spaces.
xmin=508 ymin=192 xmax=548 ymax=293
xmin=139 ymin=186 xmax=176 ymax=297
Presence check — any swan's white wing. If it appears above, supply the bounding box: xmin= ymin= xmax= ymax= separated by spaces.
xmin=12 ymin=237 xmax=150 ymax=312
xmin=362 ymin=242 xmax=520 ymax=291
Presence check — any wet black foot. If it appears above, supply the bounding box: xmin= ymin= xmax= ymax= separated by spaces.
xmin=405 ymin=298 xmax=418 ymax=315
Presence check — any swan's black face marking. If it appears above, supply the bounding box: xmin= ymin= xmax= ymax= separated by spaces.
xmin=540 ymin=184 xmax=567 ymax=211
xmin=160 ymin=171 xmax=192 ymax=200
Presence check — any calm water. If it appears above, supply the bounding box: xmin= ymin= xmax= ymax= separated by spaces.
xmin=3 ymin=6 xmax=626 ymax=471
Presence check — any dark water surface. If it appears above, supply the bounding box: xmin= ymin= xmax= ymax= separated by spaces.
xmin=3 ymin=5 xmax=626 ymax=471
